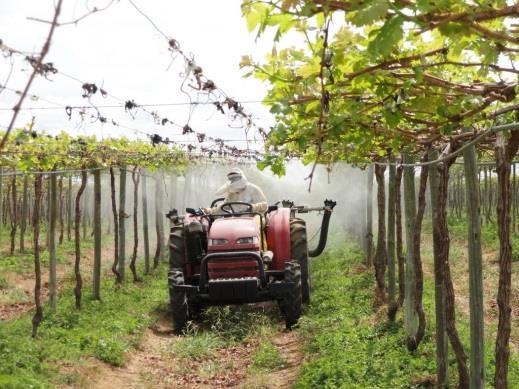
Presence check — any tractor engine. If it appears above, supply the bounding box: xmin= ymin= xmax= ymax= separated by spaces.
xmin=206 ymin=217 xmax=261 ymax=280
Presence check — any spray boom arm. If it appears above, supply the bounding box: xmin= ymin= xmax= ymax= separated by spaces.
xmin=292 ymin=199 xmax=336 ymax=257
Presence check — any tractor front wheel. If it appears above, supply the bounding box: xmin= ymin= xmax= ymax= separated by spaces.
xmin=168 ymin=269 xmax=188 ymax=334
xmin=279 ymin=261 xmax=302 ymax=329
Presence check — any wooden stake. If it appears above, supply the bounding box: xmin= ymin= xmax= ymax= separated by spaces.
xmin=49 ymin=172 xmax=57 ymax=311
xmin=403 ymin=153 xmax=418 ymax=339
xmin=93 ymin=169 xmax=102 ymax=300
xmin=141 ymin=171 xmax=150 ymax=274
xmin=366 ymin=165 xmax=374 ymax=266
xmin=118 ymin=166 xmax=127 ymax=280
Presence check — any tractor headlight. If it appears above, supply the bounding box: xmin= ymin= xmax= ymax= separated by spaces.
xmin=236 ymin=237 xmax=258 ymax=245
xmin=208 ymin=238 xmax=228 ymax=246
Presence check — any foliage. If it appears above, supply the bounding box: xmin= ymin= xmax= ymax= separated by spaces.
xmin=241 ymin=1 xmax=519 ymax=172
xmin=0 ymin=128 xmax=187 ymax=173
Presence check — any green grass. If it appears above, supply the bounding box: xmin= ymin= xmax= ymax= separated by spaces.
xmin=294 ymin=242 xmax=519 ymax=388
xmin=172 ymin=331 xmax=225 ymax=360
xmin=296 ymin=245 xmax=436 ymax=388
xmin=0 ymin=265 xmax=169 ymax=388
xmin=0 ymin=233 xmax=94 ymax=275
xmin=251 ymin=341 xmax=286 ymax=371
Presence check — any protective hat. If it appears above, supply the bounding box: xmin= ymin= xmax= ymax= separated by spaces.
xmin=227 ymin=167 xmax=244 ymax=178
xmin=216 ymin=168 xmax=248 ymax=195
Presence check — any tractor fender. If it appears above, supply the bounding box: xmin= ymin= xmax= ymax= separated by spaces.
xmin=267 ymin=208 xmax=291 ymax=271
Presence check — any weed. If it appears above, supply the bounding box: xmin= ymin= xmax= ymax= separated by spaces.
xmin=202 ymin=305 xmax=278 ymax=342
xmin=93 ymin=337 xmax=127 ymax=366
xmin=0 ymin=275 xmax=7 ymax=289
xmin=198 ymin=360 xmax=221 ymax=379
xmin=251 ymin=341 xmax=286 ymax=371
xmin=296 ymin=244 xmax=438 ymax=388
xmin=172 ymin=332 xmax=225 ymax=360
xmin=0 ymin=287 xmax=31 ymax=305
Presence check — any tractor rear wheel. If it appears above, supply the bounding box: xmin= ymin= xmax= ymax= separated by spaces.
xmin=169 ymin=224 xmax=186 ymax=270
xmin=279 ymin=261 xmax=302 ymax=329
xmin=290 ymin=218 xmax=310 ymax=304
xmin=168 ymin=269 xmax=189 ymax=334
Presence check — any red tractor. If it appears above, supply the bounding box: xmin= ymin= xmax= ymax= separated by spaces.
xmin=167 ymin=199 xmax=336 ymax=333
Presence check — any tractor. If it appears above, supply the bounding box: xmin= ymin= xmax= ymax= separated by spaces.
xmin=166 ymin=199 xmax=336 ymax=333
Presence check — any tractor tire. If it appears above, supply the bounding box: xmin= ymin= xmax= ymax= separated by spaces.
xmin=279 ymin=261 xmax=302 ymax=329
xmin=168 ymin=269 xmax=189 ymax=334
xmin=290 ymin=218 xmax=311 ymax=304
xmin=169 ymin=224 xmax=186 ymax=270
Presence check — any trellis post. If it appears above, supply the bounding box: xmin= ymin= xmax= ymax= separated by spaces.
xmin=49 ymin=171 xmax=58 ymax=311
xmin=366 ymin=165 xmax=374 ymax=266
xmin=403 ymin=153 xmax=418 ymax=339
xmin=429 ymin=149 xmax=448 ymax=387
xmin=93 ymin=169 xmax=102 ymax=299
xmin=118 ymin=166 xmax=127 ymax=280
xmin=463 ymin=128 xmax=485 ymax=389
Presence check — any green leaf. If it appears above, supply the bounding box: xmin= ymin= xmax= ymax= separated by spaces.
xmin=305 ymin=101 xmax=321 ymax=114
xmin=367 ymin=16 xmax=404 ymax=57
xmin=296 ymin=61 xmax=320 ymax=78
xmin=412 ymin=66 xmax=424 ymax=83
xmin=437 ymin=105 xmax=448 ymax=117
xmin=440 ymin=123 xmax=455 ymax=135
xmin=348 ymin=0 xmax=389 ymax=27
xmin=316 ymin=12 xmax=325 ymax=29
xmin=382 ymin=109 xmax=402 ymax=127
xmin=246 ymin=10 xmax=262 ymax=32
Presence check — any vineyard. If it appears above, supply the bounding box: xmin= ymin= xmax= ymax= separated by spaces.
xmin=1 ymin=0 xmax=519 ymax=388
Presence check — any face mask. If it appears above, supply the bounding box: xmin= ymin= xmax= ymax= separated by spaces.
xmin=228 ymin=174 xmax=242 ymax=183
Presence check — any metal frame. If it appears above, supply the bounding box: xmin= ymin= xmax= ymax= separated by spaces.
xmin=198 ymin=251 xmax=267 ymax=290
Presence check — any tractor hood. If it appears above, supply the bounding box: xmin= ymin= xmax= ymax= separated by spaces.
xmin=208 ymin=217 xmax=260 ymax=251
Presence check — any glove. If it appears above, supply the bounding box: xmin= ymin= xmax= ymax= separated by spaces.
xmin=201 ymin=207 xmax=213 ymax=215
xmin=251 ymin=201 xmax=268 ymax=213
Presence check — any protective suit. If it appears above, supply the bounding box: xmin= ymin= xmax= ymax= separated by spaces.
xmin=209 ymin=168 xmax=268 ymax=214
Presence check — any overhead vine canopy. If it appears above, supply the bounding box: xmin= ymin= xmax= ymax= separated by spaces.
xmin=241 ymin=0 xmax=519 ymax=171
xmin=0 ymin=128 xmax=188 ymax=173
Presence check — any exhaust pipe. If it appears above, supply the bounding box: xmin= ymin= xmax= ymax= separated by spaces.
xmin=308 ymin=200 xmax=336 ymax=258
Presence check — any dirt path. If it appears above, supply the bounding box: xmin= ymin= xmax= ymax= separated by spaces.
xmin=80 ymin=312 xmax=304 ymax=389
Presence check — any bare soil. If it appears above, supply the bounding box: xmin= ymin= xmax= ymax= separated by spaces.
xmin=0 ymin=245 xmax=113 ymax=321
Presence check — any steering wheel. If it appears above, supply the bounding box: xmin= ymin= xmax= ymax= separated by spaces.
xmin=210 ymin=197 xmax=225 ymax=208
xmin=220 ymin=201 xmax=253 ymax=214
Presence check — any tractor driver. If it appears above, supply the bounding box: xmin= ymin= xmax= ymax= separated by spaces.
xmin=204 ymin=168 xmax=268 ymax=214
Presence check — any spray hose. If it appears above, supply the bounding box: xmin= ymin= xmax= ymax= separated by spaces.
xmin=306 ymin=199 xmax=336 ymax=258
